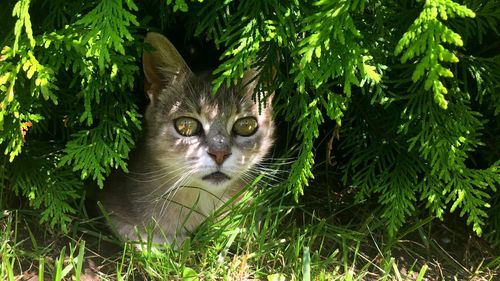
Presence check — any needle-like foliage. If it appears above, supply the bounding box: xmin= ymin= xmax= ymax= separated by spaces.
xmin=0 ymin=0 xmax=498 ymax=244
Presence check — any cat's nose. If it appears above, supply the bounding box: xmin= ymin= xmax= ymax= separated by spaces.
xmin=208 ymin=135 xmax=231 ymax=165
xmin=207 ymin=148 xmax=231 ymax=165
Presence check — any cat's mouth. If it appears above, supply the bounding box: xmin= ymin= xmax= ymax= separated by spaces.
xmin=202 ymin=171 xmax=231 ymax=184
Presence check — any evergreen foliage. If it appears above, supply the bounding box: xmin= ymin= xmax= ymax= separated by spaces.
xmin=0 ymin=0 xmax=499 ymax=244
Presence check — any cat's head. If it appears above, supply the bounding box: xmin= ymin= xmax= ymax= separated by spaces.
xmin=142 ymin=32 xmax=274 ymax=192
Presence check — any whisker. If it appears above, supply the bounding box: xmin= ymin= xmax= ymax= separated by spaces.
xmin=154 ymin=172 xmax=191 ymax=219
xmin=245 ymin=169 xmax=284 ymax=183
xmin=132 ymin=167 xmax=191 ymax=203
xmin=250 ymin=166 xmax=289 ymax=174
xmin=158 ymin=170 xmax=197 ymax=219
xmin=126 ymin=168 xmax=186 ymax=183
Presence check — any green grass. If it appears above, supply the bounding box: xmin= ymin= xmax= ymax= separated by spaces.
xmin=1 ymin=177 xmax=499 ymax=280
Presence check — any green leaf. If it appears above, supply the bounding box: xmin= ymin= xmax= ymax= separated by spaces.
xmin=182 ymin=267 xmax=199 ymax=281
xmin=267 ymin=273 xmax=286 ymax=281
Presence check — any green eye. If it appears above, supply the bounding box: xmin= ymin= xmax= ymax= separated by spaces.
xmin=174 ymin=117 xmax=201 ymax=136
xmin=233 ymin=117 xmax=258 ymax=136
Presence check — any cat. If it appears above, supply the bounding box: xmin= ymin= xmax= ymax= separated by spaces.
xmin=100 ymin=32 xmax=274 ymax=247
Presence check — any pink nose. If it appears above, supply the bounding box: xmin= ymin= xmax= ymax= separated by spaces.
xmin=207 ymin=148 xmax=231 ymax=165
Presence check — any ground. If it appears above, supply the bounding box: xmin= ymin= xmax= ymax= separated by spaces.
xmin=1 ymin=181 xmax=498 ymax=280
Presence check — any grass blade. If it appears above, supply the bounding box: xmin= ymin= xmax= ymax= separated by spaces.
xmin=74 ymin=240 xmax=86 ymax=281
xmin=54 ymin=246 xmax=66 ymax=281
xmin=39 ymin=256 xmax=44 ymax=281
xmin=302 ymin=246 xmax=310 ymax=281
xmin=415 ymin=264 xmax=428 ymax=281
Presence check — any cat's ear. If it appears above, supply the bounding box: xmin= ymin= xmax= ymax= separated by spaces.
xmin=241 ymin=68 xmax=259 ymax=94
xmin=143 ymin=32 xmax=193 ymax=102
xmin=241 ymin=68 xmax=274 ymax=108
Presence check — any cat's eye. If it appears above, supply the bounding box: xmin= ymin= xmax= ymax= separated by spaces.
xmin=174 ymin=117 xmax=201 ymax=136
xmin=233 ymin=117 xmax=258 ymax=136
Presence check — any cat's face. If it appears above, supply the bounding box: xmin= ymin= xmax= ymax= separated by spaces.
xmin=142 ymin=33 xmax=274 ymax=191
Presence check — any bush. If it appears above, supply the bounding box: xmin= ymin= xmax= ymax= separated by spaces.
xmin=0 ymin=0 xmax=499 ymax=243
